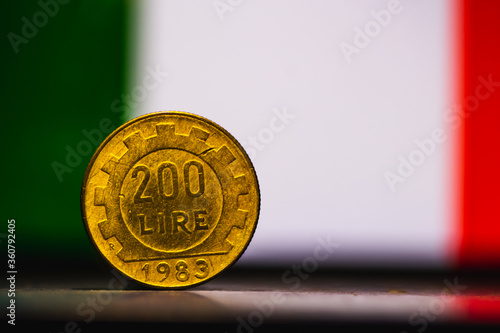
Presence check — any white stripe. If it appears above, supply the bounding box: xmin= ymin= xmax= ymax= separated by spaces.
xmin=132 ymin=0 xmax=454 ymax=267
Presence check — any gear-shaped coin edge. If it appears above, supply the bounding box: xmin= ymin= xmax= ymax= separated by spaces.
xmin=81 ymin=111 xmax=260 ymax=289
xmin=97 ymin=120 xmax=249 ymax=259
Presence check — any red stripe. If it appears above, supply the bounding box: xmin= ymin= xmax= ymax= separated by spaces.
xmin=459 ymin=0 xmax=500 ymax=267
xmin=458 ymin=296 xmax=500 ymax=323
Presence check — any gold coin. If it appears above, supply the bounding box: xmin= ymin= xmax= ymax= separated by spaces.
xmin=81 ymin=111 xmax=260 ymax=288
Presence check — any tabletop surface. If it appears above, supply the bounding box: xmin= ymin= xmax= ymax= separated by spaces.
xmin=6 ymin=261 xmax=500 ymax=332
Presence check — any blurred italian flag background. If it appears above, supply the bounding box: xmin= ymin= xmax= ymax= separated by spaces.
xmin=2 ymin=0 xmax=500 ymax=270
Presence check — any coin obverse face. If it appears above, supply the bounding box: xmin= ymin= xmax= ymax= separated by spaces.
xmin=81 ymin=112 xmax=260 ymax=288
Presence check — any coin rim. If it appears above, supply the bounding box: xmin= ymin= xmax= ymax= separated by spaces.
xmin=81 ymin=110 xmax=260 ymax=289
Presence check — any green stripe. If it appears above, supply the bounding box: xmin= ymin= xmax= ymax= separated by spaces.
xmin=1 ymin=0 xmax=131 ymax=261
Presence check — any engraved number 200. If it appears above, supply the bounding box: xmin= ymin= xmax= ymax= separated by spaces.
xmin=132 ymin=161 xmax=205 ymax=204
